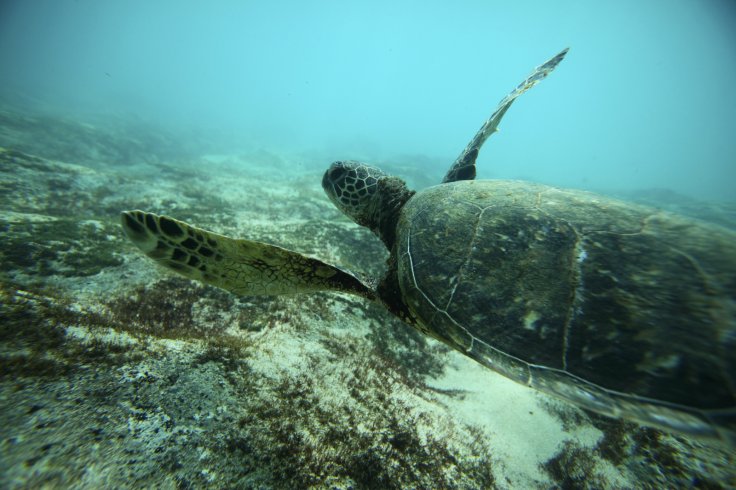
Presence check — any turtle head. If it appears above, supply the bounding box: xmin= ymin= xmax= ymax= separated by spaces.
xmin=322 ymin=161 xmax=386 ymax=225
xmin=322 ymin=160 xmax=414 ymax=249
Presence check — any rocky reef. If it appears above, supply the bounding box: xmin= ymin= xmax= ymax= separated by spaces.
xmin=0 ymin=109 xmax=734 ymax=488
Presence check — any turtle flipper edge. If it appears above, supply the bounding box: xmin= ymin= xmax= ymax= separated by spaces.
xmin=442 ymin=48 xmax=569 ymax=183
xmin=121 ymin=210 xmax=376 ymax=300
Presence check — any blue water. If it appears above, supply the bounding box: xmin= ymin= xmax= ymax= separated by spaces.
xmin=1 ymin=0 xmax=734 ymax=198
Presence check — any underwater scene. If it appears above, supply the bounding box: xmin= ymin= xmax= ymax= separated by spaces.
xmin=1 ymin=1 xmax=735 ymax=489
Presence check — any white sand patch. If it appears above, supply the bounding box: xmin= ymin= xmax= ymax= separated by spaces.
xmin=65 ymin=325 xmax=139 ymax=347
xmin=0 ymin=210 xmax=60 ymax=223
xmin=246 ymin=320 xmax=331 ymax=377
xmin=428 ymin=350 xmax=604 ymax=486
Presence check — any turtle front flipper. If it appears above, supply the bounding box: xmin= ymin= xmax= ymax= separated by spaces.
xmin=121 ymin=211 xmax=376 ymax=300
xmin=442 ymin=48 xmax=568 ymax=183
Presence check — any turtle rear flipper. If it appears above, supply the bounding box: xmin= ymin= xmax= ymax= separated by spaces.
xmin=121 ymin=211 xmax=375 ymax=299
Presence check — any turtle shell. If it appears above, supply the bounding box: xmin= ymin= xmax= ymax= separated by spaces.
xmin=395 ymin=179 xmax=736 ymax=444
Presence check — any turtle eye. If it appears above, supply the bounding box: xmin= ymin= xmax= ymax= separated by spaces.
xmin=329 ymin=166 xmax=346 ymax=182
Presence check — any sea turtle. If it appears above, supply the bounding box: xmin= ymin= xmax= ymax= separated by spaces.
xmin=121 ymin=48 xmax=736 ymax=445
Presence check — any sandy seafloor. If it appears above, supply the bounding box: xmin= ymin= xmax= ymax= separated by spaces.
xmin=0 ymin=108 xmax=734 ymax=489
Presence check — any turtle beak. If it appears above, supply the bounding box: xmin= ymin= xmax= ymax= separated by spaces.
xmin=322 ymin=161 xmax=347 ymax=193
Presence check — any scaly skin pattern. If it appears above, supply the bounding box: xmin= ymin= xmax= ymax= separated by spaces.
xmin=121 ymin=211 xmax=374 ymax=299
